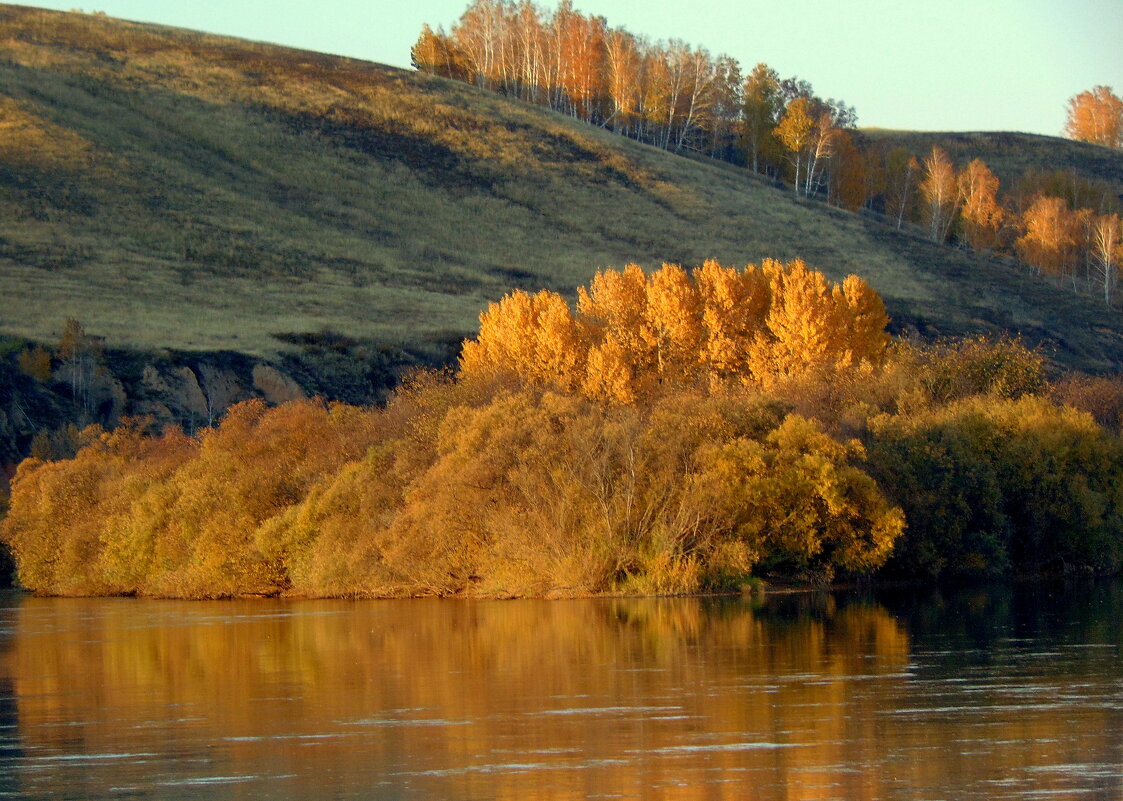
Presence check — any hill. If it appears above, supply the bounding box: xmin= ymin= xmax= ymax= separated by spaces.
xmin=863 ymin=129 xmax=1123 ymax=207
xmin=3 ymin=4 xmax=1123 ymax=378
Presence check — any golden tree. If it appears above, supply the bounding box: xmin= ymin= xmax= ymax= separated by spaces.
xmin=753 ymin=258 xmax=841 ymax=382
xmin=603 ymin=27 xmax=641 ymax=134
xmin=919 ymin=146 xmax=959 ymax=243
xmin=459 ymin=289 xmax=586 ymax=392
xmin=837 ymin=274 xmax=892 ymax=367
xmin=1016 ymin=196 xmax=1079 ymax=279
xmin=460 ymin=259 xmax=890 ymax=402
xmin=693 ymin=259 xmax=768 ymax=388
xmin=1065 ymin=86 xmax=1123 ymax=149
xmin=411 ymin=24 xmax=470 ymax=81
xmin=958 ymin=159 xmax=1005 ymax=251
xmin=642 ymin=263 xmax=702 ymax=384
xmin=774 ymin=96 xmax=813 ymax=192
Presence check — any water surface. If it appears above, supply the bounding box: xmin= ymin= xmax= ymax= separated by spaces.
xmin=0 ymin=583 xmax=1120 ymax=799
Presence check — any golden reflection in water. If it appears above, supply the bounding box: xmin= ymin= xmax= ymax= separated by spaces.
xmin=0 ymin=593 xmax=1116 ymax=800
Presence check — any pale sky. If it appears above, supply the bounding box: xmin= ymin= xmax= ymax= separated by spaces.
xmin=12 ymin=0 xmax=1123 ymax=136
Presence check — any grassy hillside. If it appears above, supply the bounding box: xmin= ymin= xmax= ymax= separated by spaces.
xmin=863 ymin=129 xmax=1123 ymax=204
xmin=2 ymin=5 xmax=1123 ymax=372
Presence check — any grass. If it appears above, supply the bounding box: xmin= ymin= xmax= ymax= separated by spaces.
xmin=863 ymin=129 xmax=1123 ymax=201
xmin=1 ymin=5 xmax=1123 ymax=371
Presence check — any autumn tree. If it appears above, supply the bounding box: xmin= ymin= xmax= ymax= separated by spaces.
xmin=703 ymin=415 xmax=904 ymax=579
xmin=411 ymin=24 xmax=470 ymax=82
xmin=827 ymin=130 xmax=866 ymax=211
xmin=1065 ymin=86 xmax=1123 ymax=149
xmin=749 ymin=260 xmax=888 ymax=385
xmin=918 ymin=146 xmax=959 ymax=243
xmin=740 ymin=63 xmax=783 ymax=174
xmin=673 ymin=43 xmax=719 ymax=153
xmin=459 ymin=288 xmax=586 ymax=392
xmin=883 ymin=147 xmax=919 ymax=229
xmin=801 ymin=111 xmax=839 ymax=197
xmin=957 ymin=159 xmax=1004 ymax=251
xmin=774 ymin=96 xmax=813 ymax=193
xmin=707 ymin=55 xmax=742 ymax=159
xmin=452 ymin=0 xmax=505 ymax=90
xmin=693 ymin=259 xmax=769 ymax=388
xmin=460 ymin=259 xmax=890 ymax=402
xmin=17 ymin=345 xmax=52 ymax=383
xmin=603 ymin=27 xmax=640 ymax=134
xmin=558 ymin=6 xmax=606 ymax=122
xmin=1016 ymin=196 xmax=1079 ymax=279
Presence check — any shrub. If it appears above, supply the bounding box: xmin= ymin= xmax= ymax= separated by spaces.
xmin=868 ymin=396 xmax=1123 ymax=578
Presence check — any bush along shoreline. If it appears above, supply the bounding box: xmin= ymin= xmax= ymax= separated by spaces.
xmin=4 ymin=259 xmax=1122 ymax=598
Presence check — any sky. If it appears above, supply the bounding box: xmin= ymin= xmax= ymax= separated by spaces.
xmin=12 ymin=0 xmax=1123 ymax=136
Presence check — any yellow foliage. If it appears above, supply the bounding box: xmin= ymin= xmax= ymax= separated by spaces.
xmin=694 ymin=259 xmax=768 ymax=387
xmin=697 ymin=415 xmax=904 ymax=578
xmin=643 ymin=263 xmax=702 ymax=385
xmin=1 ymin=383 xmax=907 ymax=597
xmin=460 ymin=258 xmax=890 ymax=403
xmin=754 ymin=258 xmax=841 ymax=383
xmin=460 ymin=290 xmax=586 ymax=392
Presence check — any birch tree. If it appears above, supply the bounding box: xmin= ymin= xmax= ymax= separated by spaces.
xmin=958 ymin=159 xmax=1004 ymax=251
xmin=1090 ymin=213 xmax=1122 ymax=305
xmin=1065 ymin=86 xmax=1123 ymax=149
xmin=919 ymin=146 xmax=959 ymax=243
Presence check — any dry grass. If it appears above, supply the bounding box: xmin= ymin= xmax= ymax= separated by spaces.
xmin=1 ymin=6 xmax=1123 ymax=370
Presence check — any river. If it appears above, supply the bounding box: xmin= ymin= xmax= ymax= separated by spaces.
xmin=0 ymin=582 xmax=1120 ymax=799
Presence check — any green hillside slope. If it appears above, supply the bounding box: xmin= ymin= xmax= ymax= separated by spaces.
xmin=2 ymin=5 xmax=1123 ymax=372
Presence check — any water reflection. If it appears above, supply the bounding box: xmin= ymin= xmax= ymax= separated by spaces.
xmin=0 ymin=586 xmax=1119 ymax=800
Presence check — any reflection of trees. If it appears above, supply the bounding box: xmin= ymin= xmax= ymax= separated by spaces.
xmin=1 ymin=593 xmax=1119 ymax=799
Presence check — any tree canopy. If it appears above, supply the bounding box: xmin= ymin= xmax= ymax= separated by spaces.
xmin=459 ymin=259 xmax=890 ymax=403
xmin=1065 ymin=86 xmax=1123 ymax=149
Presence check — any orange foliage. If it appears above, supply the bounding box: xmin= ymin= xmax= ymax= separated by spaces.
xmin=1065 ymin=85 xmax=1123 ymax=149
xmin=958 ymin=158 xmax=1005 ymax=251
xmin=829 ymin=130 xmax=867 ymax=212
xmin=1016 ymin=195 xmax=1080 ymax=278
xmin=2 ymin=400 xmax=385 ymax=598
xmin=461 ymin=259 xmax=889 ymax=402
xmin=1 ymin=386 xmax=906 ymax=597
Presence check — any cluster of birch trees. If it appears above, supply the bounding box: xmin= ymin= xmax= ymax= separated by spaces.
xmin=412 ymin=0 xmax=854 ymax=169
xmin=900 ymin=146 xmax=1123 ymax=304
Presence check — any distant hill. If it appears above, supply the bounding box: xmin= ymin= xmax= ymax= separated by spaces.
xmin=3 ymin=4 xmax=1123 ymax=374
